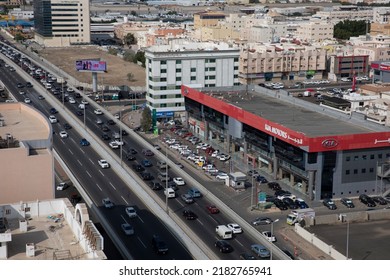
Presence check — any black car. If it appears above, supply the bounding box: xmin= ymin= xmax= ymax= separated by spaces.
xmin=274 ymin=199 xmax=288 ymax=210
xmin=127 ymin=148 xmax=137 ymax=154
xmin=282 ymin=249 xmax=295 ymax=260
xmin=268 ymin=182 xmax=281 ymax=191
xmin=183 ymin=210 xmax=197 ymax=220
xmin=274 ymin=190 xmax=289 ymax=197
xmin=323 ymin=198 xmax=337 ymax=210
xmin=372 ymin=196 xmax=388 ymax=205
xmin=107 ymin=119 xmax=115 ymax=125
xmin=101 ymin=133 xmax=110 ymax=141
xmin=16 ymin=82 xmax=24 ymax=88
xmin=132 ymin=164 xmax=145 ymax=172
xmin=340 ymin=197 xmax=355 ymax=208
xmin=26 ymin=82 xmax=33 ymax=88
xmin=63 ymin=123 xmax=72 ymax=130
xmin=256 ymin=175 xmax=268 ymax=183
xmin=102 ymin=125 xmax=110 ymax=132
xmin=149 ymin=181 xmax=163 ymax=190
xmin=76 ymin=110 xmax=83 ymax=116
xmin=141 ymin=172 xmax=153 ymax=181
xmin=49 ymin=108 xmax=57 ymax=114
xmin=126 ymin=154 xmax=136 ymax=161
xmin=122 ymin=130 xmax=128 ymax=136
xmin=239 ymin=252 xmax=256 ymax=260
xmin=167 ymin=181 xmax=179 ymax=191
xmin=359 ymin=194 xmax=376 ymax=207
xmin=152 ymin=235 xmax=168 ymax=255
xmin=215 ymin=240 xmax=233 ymax=253
xmin=283 ymin=198 xmax=298 ymax=209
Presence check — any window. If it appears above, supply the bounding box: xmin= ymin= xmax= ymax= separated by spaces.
xmin=175 ymin=103 xmax=182 ymax=107
xmin=191 ymin=76 xmax=196 ymax=81
xmin=378 ymin=154 xmax=383 ymax=159
xmin=176 ymin=60 xmax=181 ymax=64
xmin=176 ymin=77 xmax=181 ymax=81
xmin=346 ymin=156 xmax=350 ymax=162
xmin=160 ymin=103 xmax=167 ymax=108
xmin=191 ymin=67 xmax=196 ymax=72
xmin=160 ymin=86 xmax=166 ymax=90
xmin=161 ymin=69 xmax=166 ymax=73
xmin=353 ymin=169 xmax=358 ymax=174
xmin=369 ymin=168 xmax=374 ymax=173
xmin=175 ymin=94 xmax=182 ymax=98
xmin=362 ymin=168 xmax=366 ymax=173
xmin=160 ymin=78 xmax=166 ymax=82
xmin=161 ymin=61 xmax=166 ymax=65
xmin=362 ymin=155 xmax=367 ymax=160
xmin=234 ymin=74 xmax=238 ymax=78
xmin=176 ymin=69 xmax=181 ymax=73
xmin=175 ymin=86 xmax=181 ymax=90
xmin=160 ymin=95 xmax=167 ymax=99
xmin=354 ymin=156 xmax=359 ymax=161
xmin=206 ymin=59 xmax=216 ymax=63
xmin=370 ymin=154 xmax=375 ymax=159
xmin=5 ymin=209 xmax=11 ymax=215
xmin=234 ymin=58 xmax=239 ymax=62
xmin=234 ymin=66 xmax=238 ymax=70
xmin=345 ymin=170 xmax=350 ymax=175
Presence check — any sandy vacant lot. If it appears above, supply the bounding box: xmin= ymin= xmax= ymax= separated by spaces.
xmin=39 ymin=46 xmax=146 ymax=87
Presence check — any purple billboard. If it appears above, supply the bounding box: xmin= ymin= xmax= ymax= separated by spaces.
xmin=75 ymin=60 xmax=107 ymax=72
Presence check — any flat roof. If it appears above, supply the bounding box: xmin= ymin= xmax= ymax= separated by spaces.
xmin=0 ymin=103 xmax=49 ymax=142
xmin=200 ymin=89 xmax=371 ymax=137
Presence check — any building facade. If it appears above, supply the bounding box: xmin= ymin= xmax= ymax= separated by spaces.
xmin=144 ymin=41 xmax=240 ymax=117
xmin=0 ymin=103 xmax=54 ymax=204
xmin=295 ymin=20 xmax=334 ymax=43
xmin=328 ymin=54 xmax=369 ymax=81
xmin=239 ymin=44 xmax=327 ymax=84
xmin=182 ymin=85 xmax=390 ymax=201
xmin=193 ymin=11 xmax=226 ymax=30
xmin=33 ymin=0 xmax=90 ymax=47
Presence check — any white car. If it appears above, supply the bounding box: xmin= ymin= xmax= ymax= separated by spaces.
xmin=69 ymin=97 xmax=76 ymax=104
xmin=81 ymin=99 xmax=89 ymax=105
xmin=67 ymin=87 xmax=75 ymax=93
xmin=94 ymin=109 xmax=103 ymax=115
xmin=211 ymin=150 xmax=220 ymax=157
xmin=98 ymin=159 xmax=110 ymax=169
xmin=173 ymin=177 xmax=186 ymax=186
xmin=109 ymin=141 xmax=119 ymax=149
xmin=115 ymin=139 xmax=124 ymax=146
xmin=114 ymin=113 xmax=120 ymax=119
xmin=227 ymin=223 xmax=243 ymax=234
xmin=24 ymin=98 xmax=31 ymax=104
xmin=102 ymin=198 xmax=114 ymax=208
xmin=262 ymin=231 xmax=276 ymax=242
xmin=218 ymin=154 xmax=231 ymax=161
xmin=59 ymin=131 xmax=68 ymax=138
xmin=56 ymin=182 xmax=69 ymax=191
xmin=125 ymin=207 xmax=137 ymax=218
xmin=216 ymin=172 xmax=229 ymax=180
xmin=48 ymin=115 xmax=57 ymax=123
xmin=121 ymin=223 xmax=134 ymax=235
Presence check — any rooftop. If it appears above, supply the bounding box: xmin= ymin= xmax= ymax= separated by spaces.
xmin=146 ymin=41 xmax=238 ymax=53
xmin=0 ymin=103 xmax=50 ymax=142
xmin=200 ymin=88 xmax=375 ymax=138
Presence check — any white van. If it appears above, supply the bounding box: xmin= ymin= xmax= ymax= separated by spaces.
xmin=216 ymin=225 xmax=233 ymax=239
xmin=164 ymin=187 xmax=175 ymax=198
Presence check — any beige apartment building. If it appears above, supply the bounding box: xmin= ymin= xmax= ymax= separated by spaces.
xmin=145 ymin=27 xmax=186 ymax=47
xmin=0 ymin=103 xmax=54 ymax=204
xmin=314 ymin=8 xmax=372 ymax=23
xmin=193 ymin=11 xmax=226 ymax=30
xmin=351 ymin=35 xmax=390 ymax=62
xmin=239 ymin=44 xmax=327 ymax=84
xmin=295 ymin=20 xmax=334 ymax=43
xmin=371 ymin=23 xmax=390 ymax=36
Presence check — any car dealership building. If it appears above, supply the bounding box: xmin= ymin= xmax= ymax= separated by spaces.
xmin=181 ymin=85 xmax=390 ymax=201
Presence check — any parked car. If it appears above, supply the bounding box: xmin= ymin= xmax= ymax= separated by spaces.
xmin=323 ymin=198 xmax=337 ymax=210
xmin=268 ymin=182 xmax=281 ymax=191
xmin=256 ymin=175 xmax=268 ymax=183
xmin=56 ymin=182 xmax=69 ymax=191
xmin=251 ymin=244 xmax=270 ymax=258
xmin=239 ymin=252 xmax=256 ymax=260
xmin=274 ymin=199 xmax=288 ymax=210
xmin=132 ymin=164 xmax=145 ymax=172
xmin=251 ymin=217 xmax=273 ymax=226
xmin=359 ymin=194 xmax=376 ymax=207
xmin=283 ymin=197 xmax=298 ymax=209
xmin=340 ymin=197 xmax=355 ymax=208
xmin=295 ymin=198 xmax=309 ymax=209
xmin=141 ymin=159 xmax=152 ymax=167
xmin=261 ymin=231 xmax=276 ymax=242
xmin=215 ymin=240 xmax=233 ymax=253
xmin=372 ymin=196 xmax=388 ymax=205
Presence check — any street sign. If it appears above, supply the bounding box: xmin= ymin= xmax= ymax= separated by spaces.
xmin=258 ymin=192 xmax=267 ymax=204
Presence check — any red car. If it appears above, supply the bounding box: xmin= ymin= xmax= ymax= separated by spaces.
xmin=206 ymin=205 xmax=220 ymax=214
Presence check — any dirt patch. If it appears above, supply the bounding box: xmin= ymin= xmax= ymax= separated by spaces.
xmin=39 ymin=46 xmax=146 ymax=87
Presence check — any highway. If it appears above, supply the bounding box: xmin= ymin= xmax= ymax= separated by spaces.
xmin=0 ymin=46 xmax=287 ymax=260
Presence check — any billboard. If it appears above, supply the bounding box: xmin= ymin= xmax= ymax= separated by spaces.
xmin=75 ymin=60 xmax=107 ymax=73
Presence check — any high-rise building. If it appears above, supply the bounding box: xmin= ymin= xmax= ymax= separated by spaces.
xmin=144 ymin=41 xmax=240 ymax=117
xmin=33 ymin=0 xmax=90 ymax=47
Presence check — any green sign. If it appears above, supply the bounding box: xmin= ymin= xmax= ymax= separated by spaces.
xmin=258 ymin=192 xmax=267 ymax=203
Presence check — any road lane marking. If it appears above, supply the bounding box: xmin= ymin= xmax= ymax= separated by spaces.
xmin=68 ymin=149 xmax=74 ymax=155
xmin=71 ymin=138 xmax=76 ymax=145
xmin=96 ymin=183 xmax=102 ymax=191
xmin=77 ymin=160 xmax=82 ymax=166
xmin=235 ymin=239 xmax=244 ymax=247
xmin=86 ymin=171 xmax=92 ymax=178
xmin=137 ymin=237 xmax=146 ymax=248
xmin=120 ymin=215 xmax=127 ymax=223
xmin=137 ymin=215 xmax=144 ymax=224
xmin=79 ymin=148 xmax=85 ymax=154
xmin=109 ymin=182 xmax=116 ymax=190
xmin=121 ymin=196 xmax=128 ymax=205
xmin=98 ymin=170 xmax=105 ymax=176
xmin=196 ymin=219 xmax=204 ymax=226
xmin=89 ymin=158 xmax=94 ymax=164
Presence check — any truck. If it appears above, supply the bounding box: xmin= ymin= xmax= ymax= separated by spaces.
xmin=286 ymin=208 xmax=315 ymax=225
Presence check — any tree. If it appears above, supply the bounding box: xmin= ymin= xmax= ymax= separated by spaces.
xmin=141 ymin=107 xmax=152 ymax=132
xmin=134 ymin=51 xmax=145 ymax=67
xmin=123 ymin=50 xmax=135 ymax=62
xmin=130 ymin=11 xmax=137 ymax=17
xmin=127 ymin=72 xmax=134 ymax=81
xmin=334 ymin=20 xmax=369 ymax=40
xmin=124 ymin=33 xmax=137 ymax=46
xmin=108 ymin=48 xmax=118 ymax=56
xmin=14 ymin=32 xmax=24 ymax=42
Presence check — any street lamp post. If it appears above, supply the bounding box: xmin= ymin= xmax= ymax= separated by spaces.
xmin=341 ymin=214 xmax=350 ymax=260
xmin=165 ymin=145 xmax=169 ymax=214
xmin=270 ymin=219 xmax=279 ymax=260
xmin=119 ymin=109 xmax=124 ymax=166
xmin=250 ymin=171 xmax=255 ymax=209
xmin=83 ymin=104 xmax=86 ymax=129
xmin=61 ymin=78 xmax=65 ymax=108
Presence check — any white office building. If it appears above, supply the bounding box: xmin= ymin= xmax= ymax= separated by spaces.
xmin=144 ymin=41 xmax=240 ymax=117
xmin=33 ymin=0 xmax=90 ymax=47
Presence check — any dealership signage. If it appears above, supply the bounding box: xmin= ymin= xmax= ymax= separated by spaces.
xmin=264 ymin=124 xmax=303 ymax=145
xmin=155 ymin=111 xmax=174 ymax=118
